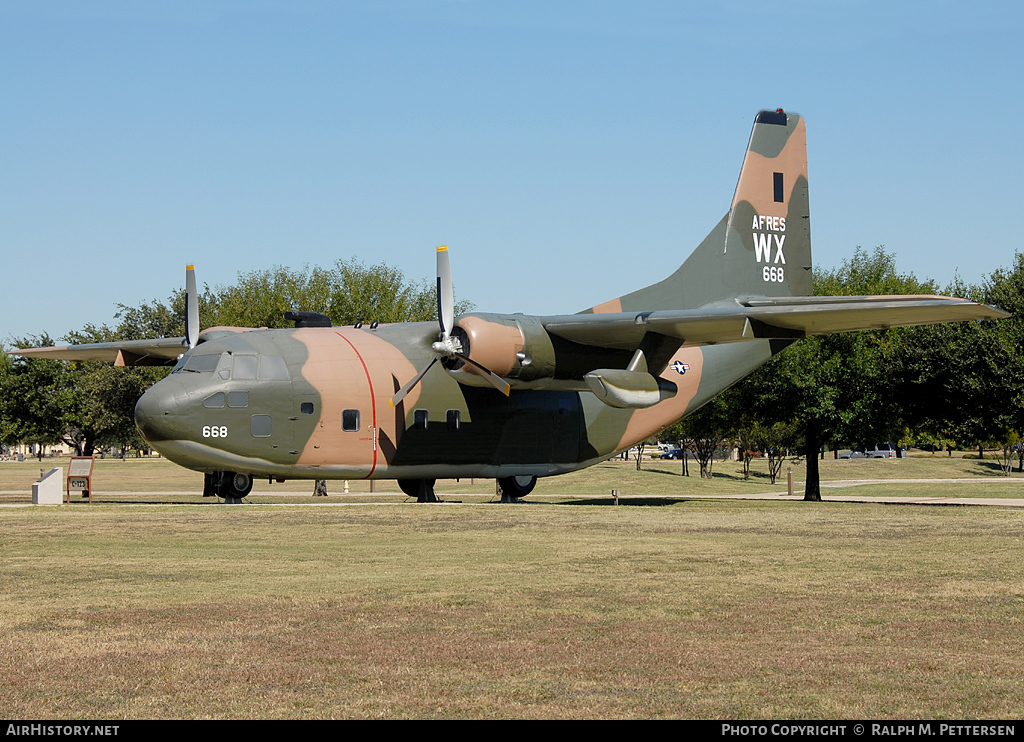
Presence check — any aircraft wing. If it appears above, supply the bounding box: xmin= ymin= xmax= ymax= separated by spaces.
xmin=9 ymin=336 xmax=188 ymax=366
xmin=541 ymin=296 xmax=1008 ymax=351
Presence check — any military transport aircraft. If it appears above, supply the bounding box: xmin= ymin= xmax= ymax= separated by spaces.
xmin=11 ymin=110 xmax=1007 ymax=502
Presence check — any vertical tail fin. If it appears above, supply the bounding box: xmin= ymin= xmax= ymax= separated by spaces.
xmin=586 ymin=110 xmax=811 ymax=314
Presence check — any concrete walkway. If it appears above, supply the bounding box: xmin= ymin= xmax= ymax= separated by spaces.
xmin=683 ymin=477 xmax=1024 ymax=508
xmin=3 ymin=478 xmax=1024 ymax=508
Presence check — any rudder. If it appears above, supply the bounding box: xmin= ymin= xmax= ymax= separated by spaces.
xmin=724 ymin=109 xmax=811 ymax=300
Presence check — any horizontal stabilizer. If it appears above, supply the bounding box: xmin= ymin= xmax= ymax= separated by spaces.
xmin=544 ymin=296 xmax=1008 ymax=351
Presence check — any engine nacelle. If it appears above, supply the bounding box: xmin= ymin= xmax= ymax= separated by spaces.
xmin=446 ymin=313 xmax=556 ymax=385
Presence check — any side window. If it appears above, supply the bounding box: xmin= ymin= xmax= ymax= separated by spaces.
xmin=203 ymin=392 xmax=225 ymax=408
xmin=250 ymin=415 xmax=272 ymax=438
xmin=414 ymin=409 xmax=429 ymax=430
xmin=227 ymin=391 xmax=249 ymax=408
xmin=446 ymin=409 xmax=461 ymax=431
xmin=300 ymin=402 xmax=315 ymax=415
xmin=342 ymin=409 xmax=360 ymax=432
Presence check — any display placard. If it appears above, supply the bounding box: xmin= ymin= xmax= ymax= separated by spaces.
xmin=66 ymin=457 xmax=95 ymax=503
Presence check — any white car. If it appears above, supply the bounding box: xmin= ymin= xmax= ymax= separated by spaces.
xmin=839 ymin=443 xmax=899 ymax=459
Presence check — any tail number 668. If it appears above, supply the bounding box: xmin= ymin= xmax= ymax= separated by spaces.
xmin=202 ymin=425 xmax=228 ymax=438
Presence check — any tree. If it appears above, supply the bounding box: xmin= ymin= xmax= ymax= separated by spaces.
xmin=212 ymin=259 xmax=471 ymax=329
xmin=80 ymin=364 xmax=162 ymax=455
xmin=751 ymin=420 xmax=802 ymax=485
xmin=897 ymin=266 xmax=1024 ymax=463
xmin=672 ymin=393 xmax=737 ymax=478
xmin=742 ymin=246 xmax=938 ymax=500
xmin=0 ymin=335 xmax=82 ymax=453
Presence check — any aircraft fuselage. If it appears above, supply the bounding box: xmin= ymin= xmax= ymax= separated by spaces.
xmin=133 ymin=322 xmax=775 ymax=482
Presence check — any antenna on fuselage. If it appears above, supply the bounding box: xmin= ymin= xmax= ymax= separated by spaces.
xmin=284 ymin=311 xmax=333 ymax=328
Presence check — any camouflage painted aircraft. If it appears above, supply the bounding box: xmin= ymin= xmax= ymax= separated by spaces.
xmin=12 ymin=110 xmax=1007 ymax=501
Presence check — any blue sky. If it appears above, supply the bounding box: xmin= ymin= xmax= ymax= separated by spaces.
xmin=3 ymin=1 xmax=1022 ymax=340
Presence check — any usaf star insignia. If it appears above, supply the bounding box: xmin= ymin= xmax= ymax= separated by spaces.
xmin=671 ymin=360 xmax=690 ymax=375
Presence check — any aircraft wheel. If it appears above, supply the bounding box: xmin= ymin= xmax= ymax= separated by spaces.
xmin=497 ymin=475 xmax=537 ymax=500
xmin=219 ymin=471 xmax=253 ymax=499
xmin=397 ymin=478 xmax=437 ymax=502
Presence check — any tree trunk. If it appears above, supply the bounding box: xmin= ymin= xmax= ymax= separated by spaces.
xmin=804 ymin=422 xmax=822 ymax=501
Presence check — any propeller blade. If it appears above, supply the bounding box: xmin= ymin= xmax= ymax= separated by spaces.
xmin=436 ymin=245 xmax=454 ymax=337
xmin=392 ymin=245 xmax=509 ymax=406
xmin=390 ymin=355 xmax=440 ymax=408
xmin=454 ymin=353 xmax=511 ymax=396
xmin=185 ymin=264 xmax=200 ymax=349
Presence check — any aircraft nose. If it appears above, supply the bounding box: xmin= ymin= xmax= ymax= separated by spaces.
xmin=135 ymin=378 xmax=185 ymax=443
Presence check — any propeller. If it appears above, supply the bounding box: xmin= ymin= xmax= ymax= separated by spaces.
xmin=390 ymin=246 xmax=511 ymax=408
xmin=185 ymin=264 xmax=199 ymax=350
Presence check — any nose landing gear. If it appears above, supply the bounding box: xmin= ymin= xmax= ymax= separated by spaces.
xmin=203 ymin=471 xmax=254 ymax=501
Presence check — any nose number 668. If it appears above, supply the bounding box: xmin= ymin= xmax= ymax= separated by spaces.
xmin=202 ymin=425 xmax=228 ymax=438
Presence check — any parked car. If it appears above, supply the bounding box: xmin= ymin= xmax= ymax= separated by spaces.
xmin=838 ymin=443 xmax=900 ymax=459
xmin=661 ymin=448 xmax=687 ymax=460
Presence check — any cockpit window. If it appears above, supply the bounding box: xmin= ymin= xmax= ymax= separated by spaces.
xmin=233 ymin=354 xmax=259 ymax=380
xmin=174 ymin=353 xmax=221 ymax=374
xmin=172 ymin=351 xmax=290 ymax=381
xmin=203 ymin=393 xmax=225 ymax=408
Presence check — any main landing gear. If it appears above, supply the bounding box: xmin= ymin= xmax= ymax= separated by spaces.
xmin=203 ymin=471 xmax=254 ymax=501
xmin=398 ymin=478 xmax=438 ymax=503
xmin=396 ymin=476 xmax=538 ymax=503
xmin=496 ymin=475 xmax=537 ymax=503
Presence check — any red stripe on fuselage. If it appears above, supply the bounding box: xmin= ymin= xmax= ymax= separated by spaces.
xmin=335 ymin=332 xmax=378 ymax=478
